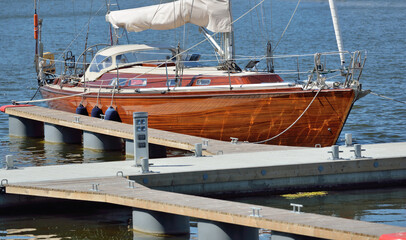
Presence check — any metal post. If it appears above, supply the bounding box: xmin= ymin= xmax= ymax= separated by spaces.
xmin=328 ymin=145 xmax=342 ymax=160
xmin=351 ymin=144 xmax=366 ymax=159
xmin=141 ymin=158 xmax=149 ymax=173
xmin=328 ymin=0 xmax=345 ymax=65
xmin=133 ymin=112 xmax=149 ymax=167
xmin=345 ymin=133 xmax=353 ymax=146
xmin=195 ymin=143 xmax=202 ymax=157
xmin=5 ymin=155 xmax=14 ymax=170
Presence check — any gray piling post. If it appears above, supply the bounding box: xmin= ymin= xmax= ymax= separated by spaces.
xmin=271 ymin=231 xmax=321 ymax=240
xmin=83 ymin=131 xmax=122 ymax=151
xmin=44 ymin=123 xmax=82 ymax=144
xmin=9 ymin=115 xmax=44 ymax=138
xmin=198 ymin=220 xmax=259 ymax=240
xmin=132 ymin=208 xmax=189 ymax=235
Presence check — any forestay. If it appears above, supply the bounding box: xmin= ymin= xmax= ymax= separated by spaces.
xmin=106 ymin=0 xmax=232 ymax=33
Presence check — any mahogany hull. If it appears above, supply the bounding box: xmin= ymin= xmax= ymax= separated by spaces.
xmin=40 ymin=86 xmax=355 ymax=147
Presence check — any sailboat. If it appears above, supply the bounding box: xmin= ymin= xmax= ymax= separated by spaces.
xmin=34 ymin=0 xmax=368 ymax=147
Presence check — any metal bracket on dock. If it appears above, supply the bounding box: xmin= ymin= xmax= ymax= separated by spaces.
xmin=1 ymin=179 xmax=8 ymax=194
xmin=1 ymin=179 xmax=8 ymax=187
xmin=328 ymin=145 xmax=343 ymax=160
xmin=116 ymin=171 xmax=124 ymax=177
xmin=290 ymin=203 xmax=303 ymax=214
xmin=90 ymin=183 xmax=100 ymax=192
xmin=192 ymin=143 xmax=203 ymax=157
xmin=250 ymin=207 xmax=262 ymax=217
xmin=128 ymin=180 xmax=136 ymax=189
xmin=350 ymin=144 xmax=366 ymax=159
xmin=230 ymin=137 xmax=238 ymax=144
xmin=202 ymin=139 xmax=209 ymax=150
xmin=74 ymin=116 xmax=81 ymax=123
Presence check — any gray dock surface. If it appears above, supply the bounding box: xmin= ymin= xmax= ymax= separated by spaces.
xmin=2 ymin=142 xmax=406 ymax=239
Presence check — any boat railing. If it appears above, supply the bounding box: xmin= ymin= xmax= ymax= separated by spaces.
xmin=38 ymin=49 xmax=366 ymax=90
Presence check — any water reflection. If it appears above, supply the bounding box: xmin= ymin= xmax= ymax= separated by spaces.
xmin=227 ymin=187 xmax=406 ymax=227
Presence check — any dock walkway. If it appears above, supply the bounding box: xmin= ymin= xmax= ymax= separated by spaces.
xmin=4 ymin=175 xmax=406 ymax=240
xmin=2 ymin=105 xmax=295 ymax=155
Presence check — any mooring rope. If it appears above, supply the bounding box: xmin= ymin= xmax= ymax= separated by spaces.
xmin=15 ymin=91 xmax=89 ymax=105
xmin=251 ymin=87 xmax=322 ymax=144
xmin=370 ymin=91 xmax=406 ymax=105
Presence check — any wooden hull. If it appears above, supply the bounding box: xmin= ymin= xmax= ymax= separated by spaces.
xmin=40 ymin=86 xmax=355 ymax=147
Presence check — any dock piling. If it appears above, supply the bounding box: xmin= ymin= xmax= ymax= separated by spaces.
xmin=9 ymin=115 xmax=44 ymax=138
xmin=44 ymin=123 xmax=82 ymax=144
xmin=83 ymin=131 xmax=122 ymax=151
xmin=271 ymin=231 xmax=323 ymax=240
xmin=198 ymin=220 xmax=259 ymax=240
xmin=132 ymin=208 xmax=190 ymax=235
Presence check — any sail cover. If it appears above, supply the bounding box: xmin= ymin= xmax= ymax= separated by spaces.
xmin=106 ymin=0 xmax=232 ymax=33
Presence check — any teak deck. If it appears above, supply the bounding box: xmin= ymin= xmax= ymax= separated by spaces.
xmin=5 ymin=176 xmax=405 ymax=240
xmin=4 ymin=105 xmax=296 ymax=155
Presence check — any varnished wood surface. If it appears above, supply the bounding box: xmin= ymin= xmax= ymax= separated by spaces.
xmin=5 ymin=176 xmax=406 ymax=240
xmin=4 ymin=105 xmax=297 ymax=155
xmin=41 ymin=86 xmax=355 ymax=147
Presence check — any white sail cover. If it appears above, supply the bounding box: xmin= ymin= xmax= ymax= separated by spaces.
xmin=106 ymin=0 xmax=232 ymax=33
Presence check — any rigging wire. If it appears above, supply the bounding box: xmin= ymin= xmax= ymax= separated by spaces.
xmin=252 ymin=87 xmax=322 ymax=144
xmin=370 ymin=91 xmax=406 ymax=105
xmin=16 ymin=91 xmax=89 ymax=105
xmin=273 ymin=0 xmax=301 ymax=52
xmin=56 ymin=3 xmax=105 ymax=62
xmin=125 ymin=0 xmax=266 ymax=81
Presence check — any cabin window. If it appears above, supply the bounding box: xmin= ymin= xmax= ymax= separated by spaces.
xmin=89 ymin=55 xmax=112 ymax=72
xmin=116 ymin=49 xmax=173 ymax=66
xmin=129 ymin=78 xmax=147 ymax=86
xmin=196 ymin=79 xmax=211 ymax=85
xmin=109 ymin=78 xmax=128 ymax=86
xmin=166 ymin=79 xmax=177 ymax=87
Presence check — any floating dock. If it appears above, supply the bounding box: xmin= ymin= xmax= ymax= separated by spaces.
xmin=1 ymin=105 xmax=406 ymax=239
xmin=2 ymin=142 xmax=406 ymax=239
xmin=4 ymin=176 xmax=406 ymax=240
xmin=1 ymin=105 xmax=295 ymax=155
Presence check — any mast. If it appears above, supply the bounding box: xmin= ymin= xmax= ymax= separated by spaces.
xmin=328 ymin=0 xmax=345 ymax=65
xmin=222 ymin=0 xmax=234 ymax=61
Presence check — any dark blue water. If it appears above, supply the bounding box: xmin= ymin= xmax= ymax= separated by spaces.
xmin=0 ymin=0 xmax=405 ymax=239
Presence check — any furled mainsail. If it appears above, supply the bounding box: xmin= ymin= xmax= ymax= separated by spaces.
xmin=106 ymin=0 xmax=232 ymax=33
